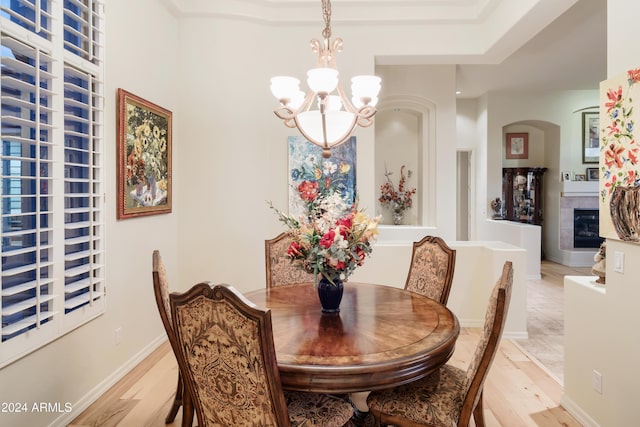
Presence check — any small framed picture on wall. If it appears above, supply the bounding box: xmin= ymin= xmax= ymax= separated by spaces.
xmin=506 ymin=133 xmax=529 ymax=159
xmin=582 ymin=111 xmax=600 ymax=164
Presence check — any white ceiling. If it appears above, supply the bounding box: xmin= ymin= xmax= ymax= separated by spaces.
xmin=164 ymin=0 xmax=607 ymax=98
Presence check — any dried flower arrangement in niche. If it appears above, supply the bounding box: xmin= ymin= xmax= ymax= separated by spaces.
xmin=379 ymin=165 xmax=417 ymax=225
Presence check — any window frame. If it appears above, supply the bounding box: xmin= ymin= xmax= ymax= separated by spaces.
xmin=0 ymin=0 xmax=105 ymax=368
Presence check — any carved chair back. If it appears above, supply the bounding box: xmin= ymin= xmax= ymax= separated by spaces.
xmin=265 ymin=232 xmax=314 ymax=288
xmin=459 ymin=261 xmax=513 ymax=425
xmin=152 ymin=250 xmax=191 ymax=425
xmin=170 ymin=283 xmax=292 ymax=427
xmin=404 ymin=236 xmax=457 ymax=305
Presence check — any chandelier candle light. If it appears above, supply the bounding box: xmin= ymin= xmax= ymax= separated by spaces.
xmin=270 ymin=0 xmax=382 ymax=158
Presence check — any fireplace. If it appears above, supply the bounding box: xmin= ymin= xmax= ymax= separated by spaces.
xmin=573 ymin=209 xmax=604 ymax=248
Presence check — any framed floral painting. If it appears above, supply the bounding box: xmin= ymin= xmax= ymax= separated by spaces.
xmin=505 ymin=133 xmax=528 ymax=159
xmin=287 ymin=136 xmax=356 ymax=218
xmin=599 ymin=68 xmax=640 ymax=242
xmin=117 ymin=89 xmax=172 ymax=219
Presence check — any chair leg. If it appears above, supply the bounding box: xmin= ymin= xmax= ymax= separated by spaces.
xmin=472 ymin=390 xmax=486 ymax=427
xmin=165 ymin=373 xmax=183 ymax=423
xmin=182 ymin=386 xmax=195 ymax=427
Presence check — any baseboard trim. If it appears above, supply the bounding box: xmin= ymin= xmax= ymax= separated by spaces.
xmin=503 ymin=331 xmax=528 ymax=340
xmin=48 ymin=335 xmax=167 ymax=427
xmin=560 ymin=394 xmax=602 ymax=427
xmin=459 ymin=319 xmax=527 ymax=340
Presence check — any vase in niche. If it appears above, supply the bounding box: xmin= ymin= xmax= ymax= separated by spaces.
xmin=391 ymin=201 xmax=405 ymax=225
xmin=392 ymin=209 xmax=404 ymax=225
xmin=317 ymin=277 xmax=344 ymax=314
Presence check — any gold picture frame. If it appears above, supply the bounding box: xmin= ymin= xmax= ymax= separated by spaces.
xmin=117 ymin=89 xmax=172 ymax=219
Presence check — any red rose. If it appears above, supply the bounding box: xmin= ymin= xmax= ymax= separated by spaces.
xmin=355 ymin=247 xmax=366 ymax=266
xmin=287 ymin=241 xmax=303 ymax=257
xmin=298 ymin=181 xmax=319 ymax=201
xmin=319 ymin=230 xmax=335 ymax=248
xmin=336 ymin=215 xmax=353 ymax=229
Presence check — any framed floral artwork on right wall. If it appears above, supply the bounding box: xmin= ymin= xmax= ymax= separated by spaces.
xmin=599 ymin=68 xmax=640 ymax=242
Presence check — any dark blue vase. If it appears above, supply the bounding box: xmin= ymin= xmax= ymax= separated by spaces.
xmin=317 ymin=277 xmax=344 ymax=314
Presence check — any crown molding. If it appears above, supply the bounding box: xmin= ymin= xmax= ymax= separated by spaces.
xmin=160 ymin=0 xmax=503 ymax=24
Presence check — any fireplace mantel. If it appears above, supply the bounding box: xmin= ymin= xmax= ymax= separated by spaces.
xmin=561 ymin=181 xmax=598 ymax=197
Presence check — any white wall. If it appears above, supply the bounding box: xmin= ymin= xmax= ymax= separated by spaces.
xmin=0 ymin=1 xmax=181 ymax=426
xmin=562 ymin=1 xmax=640 ymax=426
xmin=563 ymin=238 xmax=640 ymax=427
xmin=484 ymin=220 xmax=541 ymax=279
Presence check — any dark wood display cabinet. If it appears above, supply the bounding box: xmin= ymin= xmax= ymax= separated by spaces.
xmin=502 ymin=167 xmax=547 ymax=225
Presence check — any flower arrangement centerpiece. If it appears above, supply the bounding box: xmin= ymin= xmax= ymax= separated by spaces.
xmin=379 ymin=165 xmax=417 ymax=225
xmin=269 ymin=176 xmax=379 ymax=313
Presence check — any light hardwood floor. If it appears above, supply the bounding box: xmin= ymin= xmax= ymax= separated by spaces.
xmin=69 ymin=262 xmax=586 ymax=427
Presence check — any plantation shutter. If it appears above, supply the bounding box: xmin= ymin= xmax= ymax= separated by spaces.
xmin=1 ymin=34 xmax=57 ymax=344
xmin=63 ymin=0 xmax=102 ymax=66
xmin=63 ymin=64 xmax=104 ymax=325
xmin=0 ymin=0 xmax=105 ymax=366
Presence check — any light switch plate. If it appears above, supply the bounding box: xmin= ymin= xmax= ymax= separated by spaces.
xmin=614 ymin=251 xmax=624 ymax=273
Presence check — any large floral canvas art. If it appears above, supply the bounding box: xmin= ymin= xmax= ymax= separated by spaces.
xmin=599 ymin=68 xmax=640 ymax=242
xmin=287 ymin=136 xmax=356 ymax=218
xmin=117 ymin=89 xmax=172 ymax=219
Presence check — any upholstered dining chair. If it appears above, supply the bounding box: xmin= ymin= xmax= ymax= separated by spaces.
xmin=404 ymin=235 xmax=457 ymax=305
xmin=151 ymin=250 xmax=193 ymax=426
xmin=265 ymin=232 xmax=314 ymax=288
xmin=169 ymin=282 xmax=355 ymax=427
xmin=367 ymin=261 xmax=514 ymax=427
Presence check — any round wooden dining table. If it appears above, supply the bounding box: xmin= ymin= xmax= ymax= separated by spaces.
xmin=245 ymin=282 xmax=460 ymax=393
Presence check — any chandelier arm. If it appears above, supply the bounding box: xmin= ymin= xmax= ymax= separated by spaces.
xmin=274 ymin=105 xmax=295 ymax=121
xmin=299 ymin=90 xmax=316 ymax=113
xmin=330 ymin=38 xmax=343 ymax=56
xmin=335 ymin=82 xmax=357 ymax=113
xmin=355 ymin=106 xmax=377 ymax=127
xmin=273 ymin=90 xmax=317 ymax=122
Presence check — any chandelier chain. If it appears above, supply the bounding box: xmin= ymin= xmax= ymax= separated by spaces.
xmin=321 ymin=0 xmax=332 ymax=40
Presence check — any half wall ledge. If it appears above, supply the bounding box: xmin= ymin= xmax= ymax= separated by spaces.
xmin=352 ymin=240 xmax=528 ymax=339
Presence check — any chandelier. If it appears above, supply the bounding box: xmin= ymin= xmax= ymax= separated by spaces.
xmin=270 ymin=0 xmax=382 ymax=158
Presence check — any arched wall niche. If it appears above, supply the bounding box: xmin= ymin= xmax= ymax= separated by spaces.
xmin=375 ymin=95 xmax=437 ymax=229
